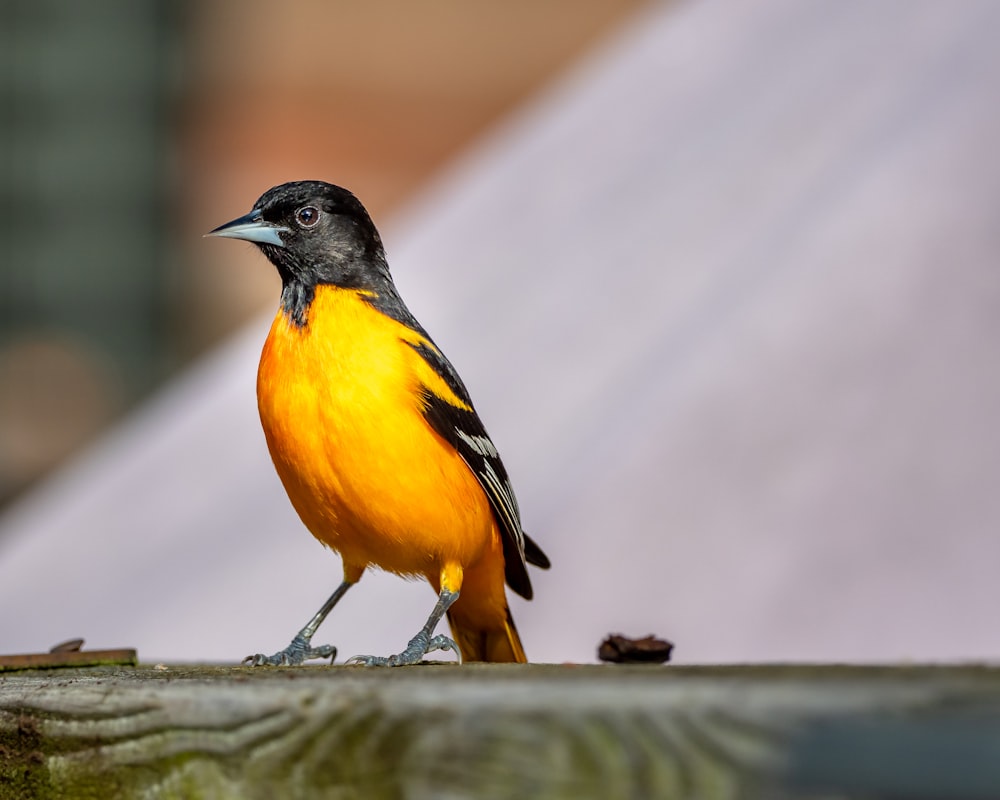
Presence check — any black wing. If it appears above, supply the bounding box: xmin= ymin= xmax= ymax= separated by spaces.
xmin=409 ymin=339 xmax=547 ymax=599
xmin=361 ymin=287 xmax=549 ymax=597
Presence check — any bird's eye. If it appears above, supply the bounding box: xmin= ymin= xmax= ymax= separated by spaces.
xmin=295 ymin=206 xmax=320 ymax=228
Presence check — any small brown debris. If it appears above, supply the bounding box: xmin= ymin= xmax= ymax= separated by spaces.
xmin=50 ymin=638 xmax=85 ymax=653
xmin=598 ymin=633 xmax=673 ymax=664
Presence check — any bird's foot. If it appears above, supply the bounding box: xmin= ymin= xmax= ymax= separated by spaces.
xmin=243 ymin=634 xmax=336 ymax=666
xmin=346 ymin=631 xmax=460 ymax=667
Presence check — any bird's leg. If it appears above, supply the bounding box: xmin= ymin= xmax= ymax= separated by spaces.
xmin=347 ymin=588 xmax=461 ymax=667
xmin=244 ymin=579 xmax=353 ymax=666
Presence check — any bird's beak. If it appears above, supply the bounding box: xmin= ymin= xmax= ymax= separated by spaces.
xmin=206 ymin=209 xmax=289 ymax=248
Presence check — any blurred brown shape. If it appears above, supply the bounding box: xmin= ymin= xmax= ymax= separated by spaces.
xmin=50 ymin=639 xmax=86 ymax=653
xmin=599 ymin=634 xmax=674 ymax=664
xmin=0 ymin=336 xmax=121 ymax=504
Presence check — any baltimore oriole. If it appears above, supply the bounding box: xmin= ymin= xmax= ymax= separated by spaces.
xmin=208 ymin=180 xmax=549 ymax=665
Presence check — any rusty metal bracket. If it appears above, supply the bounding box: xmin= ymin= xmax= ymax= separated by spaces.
xmin=0 ymin=638 xmax=137 ymax=671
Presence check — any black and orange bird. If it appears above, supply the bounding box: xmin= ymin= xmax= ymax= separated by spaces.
xmin=208 ymin=181 xmax=549 ymax=666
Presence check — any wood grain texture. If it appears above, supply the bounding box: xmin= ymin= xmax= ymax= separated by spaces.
xmin=3 ymin=664 xmax=1000 ymax=798
xmin=4 ymin=0 xmax=1000 ymax=669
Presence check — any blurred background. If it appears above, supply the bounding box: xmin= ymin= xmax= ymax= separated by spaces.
xmin=2 ymin=0 xmax=1000 ymax=666
xmin=0 ymin=0 xmax=644 ymax=505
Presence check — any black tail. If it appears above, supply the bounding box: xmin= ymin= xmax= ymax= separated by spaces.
xmin=524 ymin=533 xmax=550 ymax=569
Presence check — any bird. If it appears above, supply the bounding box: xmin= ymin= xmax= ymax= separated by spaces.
xmin=207 ymin=180 xmax=549 ymax=666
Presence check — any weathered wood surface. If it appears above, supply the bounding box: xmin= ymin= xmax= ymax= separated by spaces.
xmin=3 ymin=664 xmax=1000 ymax=799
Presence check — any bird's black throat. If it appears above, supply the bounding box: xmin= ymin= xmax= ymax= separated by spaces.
xmin=279 ymin=279 xmax=315 ymax=328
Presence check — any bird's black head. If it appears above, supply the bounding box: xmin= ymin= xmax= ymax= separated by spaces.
xmin=208 ymin=180 xmax=392 ymax=299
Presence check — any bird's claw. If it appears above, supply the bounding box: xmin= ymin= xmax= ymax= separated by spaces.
xmin=346 ymin=632 xmax=460 ymax=667
xmin=243 ymin=634 xmax=336 ymax=666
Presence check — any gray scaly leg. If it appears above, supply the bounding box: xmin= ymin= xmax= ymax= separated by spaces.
xmin=243 ymin=579 xmax=353 ymax=666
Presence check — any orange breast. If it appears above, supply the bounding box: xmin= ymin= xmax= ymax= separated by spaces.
xmin=256 ymin=285 xmax=498 ymax=579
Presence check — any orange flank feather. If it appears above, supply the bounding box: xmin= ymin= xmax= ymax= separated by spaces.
xmin=257 ymin=284 xmax=526 ymax=662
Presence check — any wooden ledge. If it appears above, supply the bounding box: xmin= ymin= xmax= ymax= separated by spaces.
xmin=2 ymin=663 xmax=1000 ymax=798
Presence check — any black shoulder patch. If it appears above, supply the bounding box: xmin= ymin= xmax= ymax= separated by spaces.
xmin=359 ymin=285 xmax=429 ymax=339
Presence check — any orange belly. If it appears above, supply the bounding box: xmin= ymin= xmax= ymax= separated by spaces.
xmin=256 ymin=285 xmax=499 ymax=580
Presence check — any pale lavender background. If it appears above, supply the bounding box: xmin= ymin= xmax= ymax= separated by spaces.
xmin=1 ymin=0 xmax=999 ymax=664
